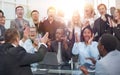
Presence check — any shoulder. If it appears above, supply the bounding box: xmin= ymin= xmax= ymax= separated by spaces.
xmin=91 ymin=41 xmax=98 ymax=45
xmin=73 ymin=42 xmax=85 ymax=47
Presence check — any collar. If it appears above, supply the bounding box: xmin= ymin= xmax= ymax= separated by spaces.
xmin=12 ymin=43 xmax=17 ymax=47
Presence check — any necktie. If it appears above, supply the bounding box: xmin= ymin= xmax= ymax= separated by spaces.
xmin=57 ymin=42 xmax=62 ymax=64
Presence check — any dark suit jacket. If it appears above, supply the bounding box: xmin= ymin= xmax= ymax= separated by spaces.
xmin=112 ymin=24 xmax=120 ymax=50
xmin=49 ymin=41 xmax=71 ymax=63
xmin=0 ymin=43 xmax=47 ymax=75
xmin=93 ymin=14 xmax=111 ymax=41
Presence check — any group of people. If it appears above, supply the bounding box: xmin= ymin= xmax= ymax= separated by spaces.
xmin=0 ymin=2 xmax=120 ymax=75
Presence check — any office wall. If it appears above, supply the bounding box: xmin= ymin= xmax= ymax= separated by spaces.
xmin=0 ymin=0 xmax=117 ymax=28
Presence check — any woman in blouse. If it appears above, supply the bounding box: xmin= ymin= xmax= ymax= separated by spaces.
xmin=72 ymin=26 xmax=99 ymax=74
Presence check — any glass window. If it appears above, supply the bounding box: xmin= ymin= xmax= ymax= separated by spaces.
xmin=16 ymin=0 xmax=27 ymax=5
xmin=3 ymin=3 xmax=16 ymax=19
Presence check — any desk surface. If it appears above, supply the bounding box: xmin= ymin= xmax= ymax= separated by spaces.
xmin=33 ymin=69 xmax=95 ymax=75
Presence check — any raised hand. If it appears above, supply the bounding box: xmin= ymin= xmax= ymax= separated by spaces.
xmin=40 ymin=32 xmax=49 ymax=44
xmin=108 ymin=17 xmax=117 ymax=27
xmin=23 ymin=26 xmax=30 ymax=40
xmin=101 ymin=15 xmax=107 ymax=21
xmin=88 ymin=34 xmax=94 ymax=45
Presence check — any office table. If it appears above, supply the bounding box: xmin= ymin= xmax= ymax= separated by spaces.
xmin=33 ymin=68 xmax=95 ymax=75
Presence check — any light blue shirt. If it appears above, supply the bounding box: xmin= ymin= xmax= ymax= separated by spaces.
xmin=72 ymin=41 xmax=99 ymax=65
xmin=95 ymin=50 xmax=120 ymax=75
xmin=19 ymin=39 xmax=37 ymax=53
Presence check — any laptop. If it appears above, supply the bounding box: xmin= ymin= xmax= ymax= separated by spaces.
xmin=43 ymin=52 xmax=59 ymax=66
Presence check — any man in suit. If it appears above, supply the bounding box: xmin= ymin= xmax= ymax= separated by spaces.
xmin=95 ymin=34 xmax=120 ymax=75
xmin=0 ymin=28 xmax=49 ymax=75
xmin=49 ymin=28 xmax=71 ymax=69
xmin=10 ymin=6 xmax=30 ymax=39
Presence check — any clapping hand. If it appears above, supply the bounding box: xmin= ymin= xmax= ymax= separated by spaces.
xmin=87 ymin=34 xmax=94 ymax=45
xmin=108 ymin=17 xmax=117 ymax=27
xmin=23 ymin=26 xmax=30 ymax=41
xmin=101 ymin=15 xmax=107 ymax=21
xmin=40 ymin=32 xmax=49 ymax=44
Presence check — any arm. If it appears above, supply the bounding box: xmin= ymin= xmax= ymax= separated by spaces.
xmin=72 ymin=42 xmax=80 ymax=55
xmin=18 ymin=32 xmax=49 ymax=65
xmin=10 ymin=44 xmax=47 ymax=65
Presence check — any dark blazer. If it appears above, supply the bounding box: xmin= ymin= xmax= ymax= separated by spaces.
xmin=49 ymin=41 xmax=71 ymax=63
xmin=0 ymin=43 xmax=47 ymax=75
xmin=93 ymin=14 xmax=111 ymax=41
xmin=112 ymin=24 xmax=120 ymax=50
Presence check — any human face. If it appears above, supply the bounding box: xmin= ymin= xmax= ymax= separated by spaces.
xmin=47 ymin=9 xmax=56 ymax=21
xmin=114 ymin=10 xmax=120 ymax=20
xmin=97 ymin=39 xmax=105 ymax=57
xmin=55 ymin=29 xmax=63 ymax=41
xmin=31 ymin=12 xmax=39 ymax=21
xmin=83 ymin=28 xmax=92 ymax=42
xmin=72 ymin=12 xmax=80 ymax=24
xmin=16 ymin=7 xmax=24 ymax=18
xmin=98 ymin=5 xmax=106 ymax=15
xmin=29 ymin=27 xmax=37 ymax=40
xmin=84 ymin=8 xmax=92 ymax=17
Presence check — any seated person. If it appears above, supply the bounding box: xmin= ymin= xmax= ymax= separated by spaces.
xmin=95 ymin=34 xmax=120 ymax=75
xmin=19 ymin=27 xmax=43 ymax=71
xmin=49 ymin=28 xmax=72 ymax=69
xmin=72 ymin=26 xmax=99 ymax=73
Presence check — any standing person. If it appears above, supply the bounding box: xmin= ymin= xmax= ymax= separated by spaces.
xmin=108 ymin=9 xmax=120 ymax=50
xmin=10 ymin=6 xmax=30 ymax=39
xmin=95 ymin=34 xmax=120 ymax=75
xmin=31 ymin=10 xmax=43 ymax=36
xmin=82 ymin=3 xmax=97 ymax=29
xmin=110 ymin=7 xmax=116 ymax=19
xmin=93 ymin=4 xmax=111 ymax=41
xmin=0 ymin=28 xmax=49 ymax=75
xmin=42 ymin=6 xmax=64 ymax=41
xmin=67 ymin=10 xmax=82 ymax=44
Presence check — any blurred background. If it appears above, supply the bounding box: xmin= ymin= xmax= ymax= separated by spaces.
xmin=0 ymin=0 xmax=119 ymax=28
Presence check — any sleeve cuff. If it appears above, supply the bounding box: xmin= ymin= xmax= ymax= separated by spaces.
xmin=38 ymin=43 xmax=48 ymax=48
